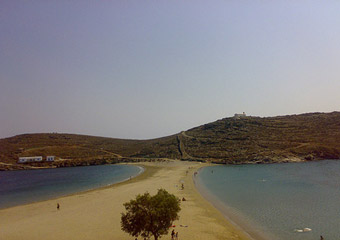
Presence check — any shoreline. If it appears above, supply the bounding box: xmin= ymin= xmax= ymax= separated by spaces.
xmin=193 ymin=166 xmax=276 ymax=240
xmin=0 ymin=161 xmax=252 ymax=240
xmin=0 ymin=164 xmax=145 ymax=211
xmin=171 ymin=162 xmax=252 ymax=240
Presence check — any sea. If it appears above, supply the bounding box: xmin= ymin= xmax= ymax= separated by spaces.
xmin=196 ymin=160 xmax=340 ymax=240
xmin=0 ymin=164 xmax=143 ymax=209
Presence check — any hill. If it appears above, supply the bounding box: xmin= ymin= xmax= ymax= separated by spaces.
xmin=1 ymin=112 xmax=340 ymax=170
xmin=182 ymin=111 xmax=340 ymax=163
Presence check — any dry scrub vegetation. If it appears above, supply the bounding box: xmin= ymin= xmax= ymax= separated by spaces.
xmin=1 ymin=112 xmax=340 ymax=170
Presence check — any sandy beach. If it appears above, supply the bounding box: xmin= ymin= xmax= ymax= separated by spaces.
xmin=0 ymin=161 xmax=251 ymax=240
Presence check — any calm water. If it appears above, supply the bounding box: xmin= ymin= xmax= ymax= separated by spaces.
xmin=0 ymin=164 xmax=142 ymax=209
xmin=196 ymin=160 xmax=340 ymax=240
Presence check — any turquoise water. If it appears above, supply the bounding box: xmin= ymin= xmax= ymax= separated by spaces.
xmin=196 ymin=160 xmax=340 ymax=240
xmin=0 ymin=164 xmax=142 ymax=209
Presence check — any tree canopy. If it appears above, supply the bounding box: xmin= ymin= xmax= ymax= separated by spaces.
xmin=121 ymin=189 xmax=181 ymax=240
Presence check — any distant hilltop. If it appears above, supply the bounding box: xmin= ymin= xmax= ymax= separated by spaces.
xmin=1 ymin=111 xmax=340 ymax=170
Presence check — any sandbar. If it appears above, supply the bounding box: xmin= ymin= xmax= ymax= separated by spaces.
xmin=0 ymin=161 xmax=251 ymax=240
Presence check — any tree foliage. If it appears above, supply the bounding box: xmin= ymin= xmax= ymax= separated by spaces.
xmin=121 ymin=189 xmax=181 ymax=240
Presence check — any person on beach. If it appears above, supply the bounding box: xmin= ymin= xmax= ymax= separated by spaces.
xmin=171 ymin=229 xmax=175 ymax=239
xmin=57 ymin=203 xmax=60 ymax=210
xmin=175 ymin=231 xmax=178 ymax=240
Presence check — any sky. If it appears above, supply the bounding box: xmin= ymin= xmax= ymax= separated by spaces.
xmin=1 ymin=1 xmax=340 ymax=140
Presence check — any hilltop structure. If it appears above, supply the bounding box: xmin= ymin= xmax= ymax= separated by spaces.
xmin=233 ymin=112 xmax=246 ymax=119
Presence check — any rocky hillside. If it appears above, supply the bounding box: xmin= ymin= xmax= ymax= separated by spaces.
xmin=1 ymin=112 xmax=340 ymax=170
xmin=181 ymin=112 xmax=340 ymax=163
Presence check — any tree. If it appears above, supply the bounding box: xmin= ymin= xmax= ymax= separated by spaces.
xmin=121 ymin=189 xmax=181 ymax=240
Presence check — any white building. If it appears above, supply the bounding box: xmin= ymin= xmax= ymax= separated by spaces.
xmin=234 ymin=112 xmax=246 ymax=119
xmin=46 ymin=156 xmax=55 ymax=162
xmin=18 ymin=156 xmax=43 ymax=163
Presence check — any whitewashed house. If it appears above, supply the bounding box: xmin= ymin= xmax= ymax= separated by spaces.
xmin=18 ymin=156 xmax=43 ymax=163
xmin=46 ymin=156 xmax=55 ymax=162
xmin=234 ymin=112 xmax=246 ymax=119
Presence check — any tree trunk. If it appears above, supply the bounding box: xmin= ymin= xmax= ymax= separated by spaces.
xmin=153 ymin=234 xmax=158 ymax=240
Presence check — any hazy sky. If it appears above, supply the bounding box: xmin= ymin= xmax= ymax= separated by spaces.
xmin=1 ymin=1 xmax=340 ymax=139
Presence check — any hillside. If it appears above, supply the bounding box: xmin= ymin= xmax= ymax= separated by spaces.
xmin=0 ymin=134 xmax=180 ymax=170
xmin=182 ymin=111 xmax=340 ymax=163
xmin=1 ymin=112 xmax=340 ymax=170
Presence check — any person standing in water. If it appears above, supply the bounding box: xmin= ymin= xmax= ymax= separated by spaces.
xmin=57 ymin=203 xmax=60 ymax=210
